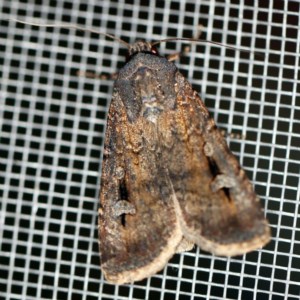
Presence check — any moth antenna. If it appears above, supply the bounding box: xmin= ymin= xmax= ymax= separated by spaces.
xmin=152 ymin=37 xmax=264 ymax=58
xmin=7 ymin=18 xmax=130 ymax=49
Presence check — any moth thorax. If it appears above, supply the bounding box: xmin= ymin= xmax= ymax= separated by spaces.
xmin=128 ymin=41 xmax=153 ymax=56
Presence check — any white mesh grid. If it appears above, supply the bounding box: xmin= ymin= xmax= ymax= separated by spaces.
xmin=0 ymin=1 xmax=299 ymax=299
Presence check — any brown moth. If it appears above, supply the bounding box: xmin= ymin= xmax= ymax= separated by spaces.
xmin=99 ymin=41 xmax=271 ymax=284
xmin=7 ymin=18 xmax=270 ymax=285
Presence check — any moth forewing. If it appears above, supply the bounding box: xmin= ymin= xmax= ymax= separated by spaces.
xmin=98 ymin=42 xmax=270 ymax=284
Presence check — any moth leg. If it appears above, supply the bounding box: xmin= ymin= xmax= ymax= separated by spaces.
xmin=167 ymin=46 xmax=191 ymax=62
xmin=219 ymin=128 xmax=245 ymax=140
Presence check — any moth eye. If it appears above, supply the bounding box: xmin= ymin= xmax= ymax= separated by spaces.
xmin=151 ymin=46 xmax=159 ymax=55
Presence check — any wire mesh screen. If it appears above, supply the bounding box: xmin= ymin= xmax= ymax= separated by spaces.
xmin=1 ymin=0 xmax=299 ymax=299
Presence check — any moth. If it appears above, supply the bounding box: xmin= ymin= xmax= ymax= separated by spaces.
xmin=7 ymin=18 xmax=270 ymax=284
xmin=99 ymin=40 xmax=271 ymax=284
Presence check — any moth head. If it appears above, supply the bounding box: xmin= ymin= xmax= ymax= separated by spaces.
xmin=127 ymin=41 xmax=159 ymax=59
